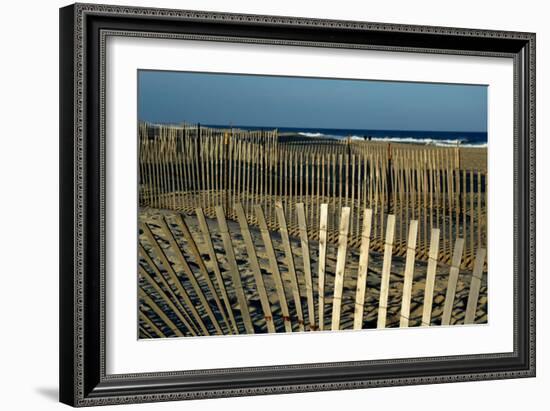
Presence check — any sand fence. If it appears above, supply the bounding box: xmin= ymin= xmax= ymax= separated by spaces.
xmin=139 ymin=123 xmax=487 ymax=270
xmin=138 ymin=202 xmax=486 ymax=338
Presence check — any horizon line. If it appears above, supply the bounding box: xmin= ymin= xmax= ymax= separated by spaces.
xmin=140 ymin=121 xmax=487 ymax=134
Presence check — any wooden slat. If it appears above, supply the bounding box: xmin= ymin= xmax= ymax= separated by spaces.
xmin=275 ymin=201 xmax=305 ymax=331
xmin=138 ymin=265 xmax=197 ymax=336
xmin=377 ymin=214 xmax=396 ymax=329
xmin=317 ymin=204 xmax=328 ymax=331
xmin=140 ymin=223 xmax=210 ymax=335
xmin=139 ymin=288 xmax=184 ymax=337
xmin=235 ymin=203 xmax=276 ymax=333
xmin=441 ymin=238 xmax=465 ymax=326
xmin=470 ymin=171 xmax=475 ymax=259
xmin=139 ymin=310 xmax=167 ymax=338
xmin=477 ymin=171 xmax=482 ymax=251
xmin=139 ymin=325 xmax=154 ymax=339
xmin=331 ymin=207 xmax=351 ymax=331
xmin=254 ymin=205 xmax=293 ymax=332
xmin=399 ymin=220 xmax=419 ymax=327
xmin=157 ymin=217 xmax=223 ymax=334
xmin=195 ymin=208 xmax=239 ymax=334
xmin=421 ymin=228 xmax=441 ymax=326
xmin=296 ymin=203 xmax=316 ymax=330
xmin=353 ymin=209 xmax=373 ymax=330
xmin=172 ymin=213 xmax=232 ymax=334
xmin=215 ymin=206 xmax=255 ymax=334
xmin=464 ymin=248 xmax=486 ymax=324
xmin=138 ymin=243 xmax=199 ymax=335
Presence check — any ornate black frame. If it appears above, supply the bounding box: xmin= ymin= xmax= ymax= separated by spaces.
xmin=59 ymin=3 xmax=536 ymax=407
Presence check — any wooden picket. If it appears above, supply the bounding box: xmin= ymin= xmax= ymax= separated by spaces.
xmin=353 ymin=209 xmax=373 ymax=330
xmin=377 ymin=214 xmax=396 ymax=329
xmin=140 ymin=222 xmax=210 ymax=335
xmin=296 ymin=203 xmax=316 ymax=329
xmin=399 ymin=220 xmax=418 ymax=328
xmin=157 ymin=216 xmax=224 ymax=334
xmin=464 ymin=248 xmax=487 ymax=324
xmin=317 ymin=204 xmax=329 ymax=331
xmin=215 ymin=206 xmax=255 ymax=334
xmin=331 ymin=207 xmax=351 ymax=331
xmin=275 ymin=201 xmax=305 ymax=332
xmin=441 ymin=238 xmax=465 ymax=326
xmin=174 ymin=213 xmax=232 ymax=334
xmin=421 ymin=228 xmax=441 ymax=326
xmin=255 ymin=205 xmax=293 ymax=332
xmin=235 ymin=203 xmax=276 ymax=333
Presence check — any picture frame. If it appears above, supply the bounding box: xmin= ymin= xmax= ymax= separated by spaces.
xmin=59 ymin=3 xmax=535 ymax=407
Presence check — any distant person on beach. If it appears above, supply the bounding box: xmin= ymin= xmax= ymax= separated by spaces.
xmin=363 ymin=135 xmax=372 ymax=141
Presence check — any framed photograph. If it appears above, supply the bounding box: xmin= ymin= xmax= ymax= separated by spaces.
xmin=59 ymin=3 xmax=535 ymax=407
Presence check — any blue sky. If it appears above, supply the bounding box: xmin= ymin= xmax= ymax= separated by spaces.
xmin=138 ymin=70 xmax=487 ymax=132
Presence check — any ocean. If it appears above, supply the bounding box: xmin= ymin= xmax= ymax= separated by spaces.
xmin=207 ymin=125 xmax=487 ymax=148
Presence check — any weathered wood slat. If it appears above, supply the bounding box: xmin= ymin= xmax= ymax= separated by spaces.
xmin=215 ymin=206 xmax=255 ymax=334
xmin=139 ymin=265 xmax=197 ymax=336
xmin=174 ymin=213 xmax=232 ymax=334
xmin=441 ymin=238 xmax=465 ymax=326
xmin=318 ymin=203 xmax=329 ymax=331
xmin=195 ymin=208 xmax=239 ymax=334
xmin=275 ymin=201 xmax=305 ymax=332
xmin=235 ymin=203 xmax=276 ymax=333
xmin=138 ymin=243 xmax=200 ymax=335
xmin=421 ymin=228 xmax=441 ymax=326
xmin=296 ymin=203 xmax=316 ymax=330
xmin=139 ymin=288 xmax=184 ymax=337
xmin=399 ymin=220 xmax=419 ymax=328
xmin=157 ymin=216 xmax=223 ymax=334
xmin=140 ymin=222 xmax=210 ymax=335
xmin=139 ymin=325 xmax=154 ymax=339
xmin=377 ymin=214 xmax=396 ymax=329
xmin=353 ymin=209 xmax=373 ymax=330
xmin=139 ymin=310 xmax=167 ymax=338
xmin=464 ymin=248 xmax=486 ymax=324
xmin=254 ymin=205 xmax=293 ymax=332
xmin=331 ymin=207 xmax=351 ymax=331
